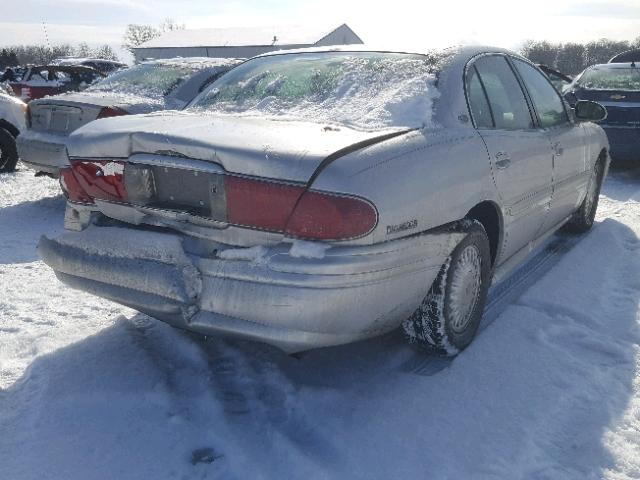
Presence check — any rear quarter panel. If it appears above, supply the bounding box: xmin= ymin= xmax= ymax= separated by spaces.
xmin=308 ymin=127 xmax=500 ymax=245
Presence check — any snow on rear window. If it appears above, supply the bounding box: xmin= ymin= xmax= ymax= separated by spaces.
xmin=86 ymin=63 xmax=199 ymax=98
xmin=188 ymin=52 xmax=442 ymax=130
xmin=578 ymin=68 xmax=640 ymax=91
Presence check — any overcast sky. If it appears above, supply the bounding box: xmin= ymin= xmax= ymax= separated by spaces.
xmin=0 ymin=0 xmax=639 ymax=62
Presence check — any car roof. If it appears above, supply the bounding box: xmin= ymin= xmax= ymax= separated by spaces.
xmin=252 ymin=43 xmax=519 ymax=60
xmin=27 ymin=65 xmax=105 ymax=76
xmin=140 ymin=57 xmax=245 ymax=69
xmin=609 ymin=49 xmax=640 ymax=63
xmin=55 ymin=58 xmax=126 ymax=65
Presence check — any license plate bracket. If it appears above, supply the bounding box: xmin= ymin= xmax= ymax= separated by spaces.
xmin=144 ymin=166 xmax=226 ymax=221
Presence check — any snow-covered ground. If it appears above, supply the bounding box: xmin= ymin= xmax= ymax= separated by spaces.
xmin=1 ymin=167 xmax=639 ymax=479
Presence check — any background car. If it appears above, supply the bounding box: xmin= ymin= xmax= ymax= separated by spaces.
xmin=9 ymin=65 xmax=105 ymax=102
xmin=565 ymin=62 xmax=640 ymax=164
xmin=51 ymin=57 xmax=127 ymax=75
xmin=0 ymin=88 xmax=26 ymax=172
xmin=609 ymin=49 xmax=640 ymax=64
xmin=18 ymin=57 xmax=244 ymax=176
xmin=537 ymin=64 xmax=573 ymax=92
xmin=39 ymin=46 xmax=609 ymax=356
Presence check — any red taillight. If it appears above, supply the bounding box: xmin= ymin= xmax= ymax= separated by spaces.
xmin=71 ymin=160 xmax=127 ymax=203
xmin=225 ymin=176 xmax=305 ymax=231
xmin=285 ymin=191 xmax=377 ymax=240
xmin=61 ymin=161 xmax=377 ymax=241
xmin=97 ymin=106 xmax=128 ymax=119
xmin=224 ymin=175 xmax=377 ymax=240
xmin=59 ymin=167 xmax=93 ymax=204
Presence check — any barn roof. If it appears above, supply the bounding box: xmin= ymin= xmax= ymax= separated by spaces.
xmin=136 ymin=24 xmax=359 ymax=49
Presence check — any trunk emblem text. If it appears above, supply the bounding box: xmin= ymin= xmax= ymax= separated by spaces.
xmin=387 ymin=219 xmax=417 ymax=235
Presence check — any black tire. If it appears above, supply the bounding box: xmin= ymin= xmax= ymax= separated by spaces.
xmin=403 ymin=220 xmax=492 ymax=356
xmin=564 ymin=158 xmax=604 ymax=234
xmin=0 ymin=127 xmax=18 ymax=173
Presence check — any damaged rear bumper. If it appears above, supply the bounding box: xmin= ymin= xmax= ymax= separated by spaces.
xmin=17 ymin=131 xmax=70 ymax=176
xmin=38 ymin=225 xmax=462 ymax=352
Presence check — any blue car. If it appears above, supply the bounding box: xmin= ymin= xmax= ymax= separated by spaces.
xmin=565 ymin=62 xmax=640 ymax=164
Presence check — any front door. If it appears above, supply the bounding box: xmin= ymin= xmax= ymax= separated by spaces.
xmin=510 ymin=58 xmax=589 ymax=231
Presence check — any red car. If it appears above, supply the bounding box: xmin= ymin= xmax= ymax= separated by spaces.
xmin=10 ymin=65 xmax=105 ymax=102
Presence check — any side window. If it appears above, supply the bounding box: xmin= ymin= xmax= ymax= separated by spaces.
xmin=511 ymin=59 xmax=569 ymax=128
xmin=474 ymin=55 xmax=534 ymax=130
xmin=466 ymin=66 xmax=494 ymax=128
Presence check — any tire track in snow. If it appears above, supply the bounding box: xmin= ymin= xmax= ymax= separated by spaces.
xmin=123 ymin=321 xmax=346 ymax=477
xmin=482 ymin=234 xmax=581 ymax=330
xmin=511 ymin=221 xmax=640 ymax=479
xmin=195 ymin=339 xmax=349 ymax=476
xmin=122 ymin=316 xmax=236 ymax=475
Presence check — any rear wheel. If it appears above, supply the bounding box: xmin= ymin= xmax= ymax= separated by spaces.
xmin=403 ymin=221 xmax=491 ymax=356
xmin=564 ymin=159 xmax=604 ymax=234
xmin=0 ymin=127 xmax=18 ymax=173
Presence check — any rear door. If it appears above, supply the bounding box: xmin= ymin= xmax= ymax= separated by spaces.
xmin=467 ymin=54 xmax=554 ymax=261
xmin=510 ymin=58 xmax=588 ymax=231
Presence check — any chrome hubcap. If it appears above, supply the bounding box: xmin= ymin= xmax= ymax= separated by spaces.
xmin=449 ymin=245 xmax=482 ymax=333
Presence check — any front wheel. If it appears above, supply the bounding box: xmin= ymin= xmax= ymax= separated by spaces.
xmin=564 ymin=159 xmax=604 ymax=234
xmin=0 ymin=127 xmax=18 ymax=173
xmin=403 ymin=221 xmax=492 ymax=356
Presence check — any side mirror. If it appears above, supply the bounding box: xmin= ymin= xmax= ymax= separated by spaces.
xmin=574 ymin=100 xmax=607 ymax=122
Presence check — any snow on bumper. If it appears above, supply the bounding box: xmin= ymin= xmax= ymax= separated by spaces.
xmin=17 ymin=131 xmax=70 ymax=176
xmin=38 ymin=226 xmax=463 ymax=352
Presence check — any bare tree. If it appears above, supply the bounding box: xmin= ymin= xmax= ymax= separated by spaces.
xmin=93 ymin=44 xmax=119 ymax=61
xmin=521 ymin=38 xmax=636 ymax=74
xmin=75 ymin=42 xmax=92 ymax=58
xmin=521 ymin=40 xmax=558 ymax=67
xmin=584 ymin=39 xmax=631 ymax=65
xmin=556 ymin=43 xmax=586 ymax=75
xmin=123 ymin=24 xmax=161 ymax=55
xmin=0 ymin=43 xmax=115 ymax=66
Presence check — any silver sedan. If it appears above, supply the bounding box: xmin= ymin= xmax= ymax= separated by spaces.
xmin=39 ymin=46 xmax=610 ymax=354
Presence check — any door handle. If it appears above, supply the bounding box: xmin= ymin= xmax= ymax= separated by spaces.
xmin=495 ymin=151 xmax=511 ymax=169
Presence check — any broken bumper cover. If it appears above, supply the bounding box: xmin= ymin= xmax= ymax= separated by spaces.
xmin=38 ymin=226 xmax=462 ymax=352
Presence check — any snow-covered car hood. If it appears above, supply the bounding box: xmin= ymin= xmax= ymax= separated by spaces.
xmin=67 ymin=111 xmax=409 ymax=182
xmin=31 ymin=90 xmax=170 ymax=115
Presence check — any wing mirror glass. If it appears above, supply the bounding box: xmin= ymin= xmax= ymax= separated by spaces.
xmin=574 ymin=100 xmax=607 ymax=122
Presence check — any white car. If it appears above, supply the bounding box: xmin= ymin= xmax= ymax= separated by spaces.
xmin=0 ymin=88 xmax=26 ymax=172
xmin=17 ymin=57 xmax=243 ymax=177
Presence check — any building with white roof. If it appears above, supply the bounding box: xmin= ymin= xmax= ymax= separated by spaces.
xmin=133 ymin=24 xmax=363 ymax=62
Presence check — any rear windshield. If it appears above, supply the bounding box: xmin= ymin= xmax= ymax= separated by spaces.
xmin=188 ymin=51 xmax=444 ymax=130
xmin=577 ymin=67 xmax=640 ymax=91
xmin=87 ymin=63 xmax=199 ymax=97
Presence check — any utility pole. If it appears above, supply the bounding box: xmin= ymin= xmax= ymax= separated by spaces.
xmin=42 ymin=21 xmax=51 ymax=50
